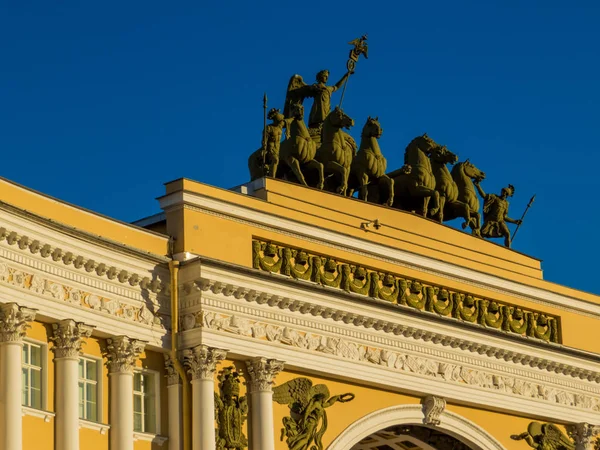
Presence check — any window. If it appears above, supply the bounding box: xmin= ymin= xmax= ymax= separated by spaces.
xmin=78 ymin=357 xmax=98 ymax=422
xmin=133 ymin=371 xmax=157 ymax=433
xmin=22 ymin=342 xmax=43 ymax=409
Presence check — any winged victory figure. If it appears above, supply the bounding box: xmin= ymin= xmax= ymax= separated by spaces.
xmin=511 ymin=422 xmax=576 ymax=450
xmin=272 ymin=377 xmax=355 ymax=450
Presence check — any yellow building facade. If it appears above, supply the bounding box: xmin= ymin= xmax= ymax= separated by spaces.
xmin=0 ymin=174 xmax=599 ymax=450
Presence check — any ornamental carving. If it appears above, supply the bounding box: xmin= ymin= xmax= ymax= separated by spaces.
xmin=272 ymin=377 xmax=354 ymax=450
xmin=215 ymin=367 xmax=248 ymax=450
xmin=202 ymin=311 xmax=600 ymax=412
xmin=0 ymin=302 xmax=36 ymax=342
xmin=183 ymin=345 xmax=227 ymax=381
xmin=0 ymin=262 xmax=163 ymax=328
xmin=164 ymin=354 xmax=181 ymax=386
xmin=566 ymin=423 xmax=600 ymax=450
xmin=512 ymin=422 xmax=576 ymax=449
xmin=252 ymin=240 xmax=560 ymax=343
xmin=104 ymin=336 xmax=146 ymax=373
xmin=244 ymin=357 xmax=284 ymax=393
xmin=422 ymin=395 xmax=446 ymax=426
xmin=50 ymin=319 xmax=94 ymax=359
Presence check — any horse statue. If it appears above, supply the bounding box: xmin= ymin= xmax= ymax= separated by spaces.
xmin=348 ymin=117 xmax=394 ymax=206
xmin=278 ymin=103 xmax=324 ymax=189
xmin=449 ymin=160 xmax=486 ymax=235
xmin=429 ymin=145 xmax=461 ymax=223
xmin=316 ymin=107 xmax=357 ymax=195
xmin=389 ymin=133 xmax=440 ymax=218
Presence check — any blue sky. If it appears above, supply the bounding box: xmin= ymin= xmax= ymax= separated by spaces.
xmin=1 ymin=1 xmax=599 ymax=293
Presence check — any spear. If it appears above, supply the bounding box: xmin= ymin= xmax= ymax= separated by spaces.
xmin=339 ymin=34 xmax=368 ymax=108
xmin=262 ymin=93 xmax=268 ymax=174
xmin=512 ymin=194 xmax=536 ymax=242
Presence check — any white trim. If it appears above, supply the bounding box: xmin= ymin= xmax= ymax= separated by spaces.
xmin=327 ymin=404 xmax=506 ymax=450
xmin=160 ymin=190 xmax=600 ymax=317
xmin=79 ymin=419 xmax=110 ymax=434
xmin=21 ymin=406 xmax=54 ymax=423
xmin=133 ymin=432 xmax=168 ymax=446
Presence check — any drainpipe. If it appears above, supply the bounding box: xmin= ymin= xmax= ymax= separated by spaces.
xmin=169 ymin=259 xmax=191 ymax=450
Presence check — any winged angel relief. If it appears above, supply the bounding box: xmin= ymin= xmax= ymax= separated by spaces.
xmin=272 ymin=378 xmax=354 ymax=450
xmin=511 ymin=422 xmax=575 ymax=450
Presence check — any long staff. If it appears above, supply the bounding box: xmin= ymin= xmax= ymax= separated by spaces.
xmin=512 ymin=194 xmax=536 ymax=242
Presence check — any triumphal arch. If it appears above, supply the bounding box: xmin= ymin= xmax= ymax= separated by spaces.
xmin=0 ymin=37 xmax=599 ymax=450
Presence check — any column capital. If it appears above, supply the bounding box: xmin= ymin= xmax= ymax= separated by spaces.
xmin=183 ymin=345 xmax=227 ymax=381
xmin=244 ymin=357 xmax=284 ymax=393
xmin=0 ymin=302 xmax=36 ymax=343
xmin=164 ymin=353 xmax=181 ymax=386
xmin=105 ymin=336 xmax=146 ymax=374
xmin=50 ymin=319 xmax=94 ymax=359
xmin=567 ymin=423 xmax=600 ymax=450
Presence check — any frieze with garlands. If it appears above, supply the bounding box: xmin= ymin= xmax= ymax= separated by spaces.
xmin=252 ymin=240 xmax=560 ymax=343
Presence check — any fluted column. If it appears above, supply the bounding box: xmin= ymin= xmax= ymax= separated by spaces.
xmin=105 ymin=336 xmax=146 ymax=450
xmin=164 ymin=354 xmax=182 ymax=450
xmin=0 ymin=303 xmax=36 ymax=450
xmin=567 ymin=423 xmax=600 ymax=450
xmin=50 ymin=320 xmax=94 ymax=450
xmin=183 ymin=345 xmax=227 ymax=450
xmin=244 ymin=357 xmax=284 ymax=450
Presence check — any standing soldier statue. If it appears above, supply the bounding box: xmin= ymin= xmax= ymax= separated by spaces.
xmin=474 ymin=181 xmax=522 ymax=248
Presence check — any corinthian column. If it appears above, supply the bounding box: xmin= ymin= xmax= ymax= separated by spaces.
xmin=0 ymin=303 xmax=36 ymax=450
xmin=567 ymin=423 xmax=600 ymax=450
xmin=164 ymin=354 xmax=182 ymax=450
xmin=244 ymin=357 xmax=284 ymax=450
xmin=183 ymin=345 xmax=227 ymax=450
xmin=50 ymin=320 xmax=94 ymax=450
xmin=105 ymin=336 xmax=146 ymax=450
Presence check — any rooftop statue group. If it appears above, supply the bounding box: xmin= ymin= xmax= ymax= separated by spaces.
xmin=248 ymin=37 xmax=530 ymax=248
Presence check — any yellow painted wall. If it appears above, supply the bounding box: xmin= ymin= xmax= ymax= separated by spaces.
xmin=272 ymin=369 xmax=568 ymax=450
xmin=0 ymin=176 xmax=169 ymax=256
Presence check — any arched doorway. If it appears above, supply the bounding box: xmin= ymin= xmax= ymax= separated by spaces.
xmin=327 ymin=404 xmax=506 ymax=450
xmin=351 ymin=425 xmax=472 ymax=450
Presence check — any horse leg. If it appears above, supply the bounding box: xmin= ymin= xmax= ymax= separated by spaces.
xmin=437 ymin=195 xmax=446 ymax=223
xmin=385 ymin=177 xmax=394 ymax=207
xmin=286 ymin=156 xmax=308 ymax=186
xmin=429 ymin=191 xmax=440 ymax=217
xmin=326 ymin=162 xmax=348 ymax=195
xmin=470 ymin=211 xmax=481 ymax=237
xmin=305 ymin=160 xmax=325 ymax=189
xmin=359 ymin=173 xmax=369 ymax=201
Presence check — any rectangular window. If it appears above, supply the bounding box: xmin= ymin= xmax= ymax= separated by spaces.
xmin=78 ymin=357 xmax=98 ymax=422
xmin=22 ymin=342 xmax=43 ymax=409
xmin=133 ymin=371 xmax=156 ymax=433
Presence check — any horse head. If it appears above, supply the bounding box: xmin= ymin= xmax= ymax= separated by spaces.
xmin=460 ymin=159 xmax=486 ymax=182
xmin=430 ymin=145 xmax=458 ymax=165
xmin=327 ymin=107 xmax=354 ymax=130
xmin=406 ymin=133 xmax=439 ymax=156
xmin=362 ymin=116 xmax=382 ymax=139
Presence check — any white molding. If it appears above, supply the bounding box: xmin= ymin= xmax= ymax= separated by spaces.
xmin=22 ymin=406 xmax=54 ymax=423
xmin=133 ymin=432 xmax=168 ymax=446
xmin=160 ymin=190 xmax=600 ymax=317
xmin=327 ymin=404 xmax=507 ymax=450
xmin=183 ymin=266 xmax=600 ymax=383
xmin=79 ymin=419 xmax=110 ymax=435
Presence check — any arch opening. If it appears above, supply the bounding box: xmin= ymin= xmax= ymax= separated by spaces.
xmin=327 ymin=404 xmax=506 ymax=450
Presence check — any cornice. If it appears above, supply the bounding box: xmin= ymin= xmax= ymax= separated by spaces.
xmin=161 ymin=190 xmax=600 ymax=318
xmin=0 ymin=215 xmax=170 ymax=299
xmin=181 ymin=273 xmax=600 ymax=386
